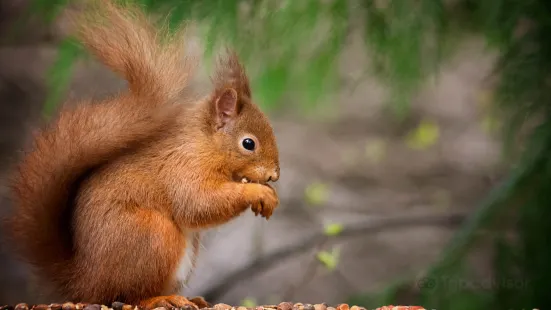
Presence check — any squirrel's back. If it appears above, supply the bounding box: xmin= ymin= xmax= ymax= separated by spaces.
xmin=6 ymin=0 xmax=197 ymax=295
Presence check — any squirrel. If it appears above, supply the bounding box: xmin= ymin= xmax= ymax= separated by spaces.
xmin=5 ymin=0 xmax=280 ymax=309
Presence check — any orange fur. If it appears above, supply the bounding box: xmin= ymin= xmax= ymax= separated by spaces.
xmin=6 ymin=0 xmax=279 ymax=309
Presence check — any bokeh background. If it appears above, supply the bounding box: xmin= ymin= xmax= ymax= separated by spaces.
xmin=0 ymin=0 xmax=549 ymax=309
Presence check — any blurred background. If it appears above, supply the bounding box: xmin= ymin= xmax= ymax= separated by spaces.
xmin=0 ymin=0 xmax=549 ymax=309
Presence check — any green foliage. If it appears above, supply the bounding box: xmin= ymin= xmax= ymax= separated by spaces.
xmin=405 ymin=119 xmax=440 ymax=150
xmin=44 ymin=38 xmax=82 ymax=117
xmin=323 ymin=223 xmax=344 ymax=236
xmin=22 ymin=0 xmax=551 ymax=309
xmin=28 ymin=0 xmax=70 ymax=22
xmin=363 ymin=0 xmax=449 ymax=118
xmin=240 ymin=297 xmax=257 ymax=308
xmin=304 ymin=181 xmax=330 ymax=206
xmin=316 ymin=247 xmax=340 ymax=271
xmin=31 ymin=0 xmax=349 ymax=114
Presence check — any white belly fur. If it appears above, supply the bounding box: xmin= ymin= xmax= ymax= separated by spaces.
xmin=175 ymin=231 xmax=202 ymax=293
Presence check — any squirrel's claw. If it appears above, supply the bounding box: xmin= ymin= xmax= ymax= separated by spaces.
xmin=251 ymin=202 xmax=262 ymax=216
xmin=247 ymin=182 xmax=278 ymax=219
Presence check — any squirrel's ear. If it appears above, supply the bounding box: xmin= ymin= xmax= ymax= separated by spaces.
xmin=214 ymin=88 xmax=239 ymax=128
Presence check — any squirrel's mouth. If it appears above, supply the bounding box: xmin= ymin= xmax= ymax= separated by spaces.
xmin=239 ymin=177 xmax=268 ymax=186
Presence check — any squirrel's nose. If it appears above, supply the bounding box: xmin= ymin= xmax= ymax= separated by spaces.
xmin=266 ymin=169 xmax=279 ymax=182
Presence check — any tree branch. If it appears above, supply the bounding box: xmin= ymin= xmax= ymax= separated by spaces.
xmin=201 ymin=211 xmax=468 ymax=302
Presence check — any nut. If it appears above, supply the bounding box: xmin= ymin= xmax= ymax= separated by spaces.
xmin=62 ymin=303 xmax=75 ymax=310
xmin=83 ymin=305 xmax=100 ymax=310
xmin=276 ymin=303 xmax=292 ymax=310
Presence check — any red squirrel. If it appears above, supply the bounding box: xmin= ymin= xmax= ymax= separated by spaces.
xmin=6 ymin=0 xmax=280 ymax=308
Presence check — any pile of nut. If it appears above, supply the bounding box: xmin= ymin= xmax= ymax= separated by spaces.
xmin=0 ymin=302 xmax=426 ymax=310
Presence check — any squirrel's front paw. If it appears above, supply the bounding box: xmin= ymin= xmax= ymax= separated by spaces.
xmin=249 ymin=183 xmax=279 ymax=220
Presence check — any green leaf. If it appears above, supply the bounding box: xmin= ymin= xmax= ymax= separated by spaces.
xmin=316 ymin=248 xmax=340 ymax=271
xmin=304 ymin=182 xmax=329 ymax=206
xmin=324 ymin=223 xmax=344 ymax=236
xmin=240 ymin=298 xmax=257 ymax=308
xmin=406 ymin=120 xmax=440 ymax=150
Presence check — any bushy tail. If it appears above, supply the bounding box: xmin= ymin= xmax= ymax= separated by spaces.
xmin=71 ymin=0 xmax=198 ymax=103
xmin=6 ymin=0 xmax=195 ymax=292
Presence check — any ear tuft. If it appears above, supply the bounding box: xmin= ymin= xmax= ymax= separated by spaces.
xmin=212 ymin=49 xmax=251 ymax=99
xmin=215 ymin=88 xmax=239 ymax=127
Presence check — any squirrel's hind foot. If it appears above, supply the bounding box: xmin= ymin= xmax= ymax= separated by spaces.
xmin=188 ymin=296 xmax=211 ymax=309
xmin=139 ymin=295 xmax=211 ymax=310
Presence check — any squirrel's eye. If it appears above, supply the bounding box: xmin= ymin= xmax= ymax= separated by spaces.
xmin=242 ymin=138 xmax=255 ymax=151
